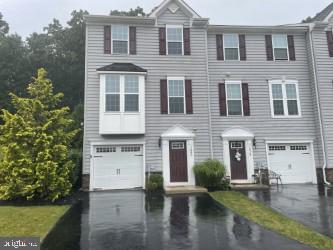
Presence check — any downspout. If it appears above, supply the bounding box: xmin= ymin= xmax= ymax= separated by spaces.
xmin=204 ymin=28 xmax=214 ymax=158
xmin=309 ymin=24 xmax=331 ymax=186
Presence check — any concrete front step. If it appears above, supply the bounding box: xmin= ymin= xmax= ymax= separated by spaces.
xmin=164 ymin=185 xmax=208 ymax=195
xmin=230 ymin=184 xmax=269 ymax=190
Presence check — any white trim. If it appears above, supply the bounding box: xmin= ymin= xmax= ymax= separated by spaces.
xmin=166 ymin=24 xmax=184 ymax=56
xmin=97 ymin=71 xmax=147 ymax=75
xmin=111 ymin=25 xmax=129 ymax=55
xmin=223 ymin=34 xmax=240 ymax=61
xmin=265 ymin=140 xmax=317 ymax=184
xmin=225 ymin=80 xmax=243 ymax=116
xmin=268 ymin=79 xmax=302 ymax=118
xmin=323 ymin=10 xmax=333 ymax=22
xmin=167 ymin=76 xmax=186 ymax=114
xmin=149 ymin=0 xmax=201 ymax=18
xmin=272 ymin=34 xmax=289 ymax=61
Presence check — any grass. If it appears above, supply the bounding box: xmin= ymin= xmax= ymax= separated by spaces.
xmin=210 ymin=191 xmax=333 ymax=250
xmin=0 ymin=205 xmax=69 ymax=239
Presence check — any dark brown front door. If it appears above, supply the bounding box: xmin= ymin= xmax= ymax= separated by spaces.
xmin=169 ymin=141 xmax=188 ymax=182
xmin=229 ymin=141 xmax=247 ymax=180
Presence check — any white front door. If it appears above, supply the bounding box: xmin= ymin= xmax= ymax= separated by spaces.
xmin=92 ymin=145 xmax=143 ymax=190
xmin=267 ymin=144 xmax=313 ymax=184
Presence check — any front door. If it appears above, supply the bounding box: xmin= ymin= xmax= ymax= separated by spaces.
xmin=169 ymin=141 xmax=188 ymax=182
xmin=229 ymin=141 xmax=247 ymax=180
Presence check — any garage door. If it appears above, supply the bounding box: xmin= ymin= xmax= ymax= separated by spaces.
xmin=92 ymin=145 xmax=143 ymax=190
xmin=267 ymin=144 xmax=314 ymax=184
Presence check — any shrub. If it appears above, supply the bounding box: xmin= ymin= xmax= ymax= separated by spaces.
xmin=193 ymin=159 xmax=228 ymax=191
xmin=68 ymin=149 xmax=82 ymax=189
xmin=146 ymin=173 xmax=163 ymax=192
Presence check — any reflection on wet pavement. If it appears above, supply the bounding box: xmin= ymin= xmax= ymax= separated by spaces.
xmin=42 ymin=191 xmax=311 ymax=250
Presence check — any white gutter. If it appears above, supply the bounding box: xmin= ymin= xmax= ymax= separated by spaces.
xmin=204 ymin=29 xmax=214 ymax=158
xmin=309 ymin=24 xmax=331 ymax=186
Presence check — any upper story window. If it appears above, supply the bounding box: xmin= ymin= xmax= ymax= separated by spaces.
xmin=226 ymin=81 xmax=243 ymax=116
xmin=224 ymin=34 xmax=239 ymax=60
xmin=105 ymin=74 xmax=139 ymax=112
xmin=112 ymin=25 xmax=129 ymax=54
xmin=168 ymin=78 xmax=185 ymax=113
xmin=272 ymin=34 xmax=288 ymax=60
xmin=269 ymin=80 xmax=301 ymax=118
xmin=166 ymin=25 xmax=183 ymax=55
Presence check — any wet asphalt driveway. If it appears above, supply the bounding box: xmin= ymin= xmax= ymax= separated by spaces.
xmin=42 ymin=191 xmax=312 ymax=250
xmin=244 ymin=184 xmax=333 ymax=238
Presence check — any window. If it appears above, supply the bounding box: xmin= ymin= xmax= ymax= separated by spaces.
xmin=96 ymin=146 xmax=116 ymax=153
xmin=269 ymin=145 xmax=286 ymax=151
xmin=231 ymin=142 xmax=243 ymax=149
xmin=112 ymin=25 xmax=129 ymax=54
xmin=105 ymin=75 xmax=120 ymax=112
xmin=171 ymin=142 xmax=185 ymax=150
xmin=124 ymin=75 xmax=139 ymax=112
xmin=224 ymin=34 xmax=239 ymax=60
xmin=121 ymin=146 xmax=141 ymax=152
xmin=226 ymin=81 xmax=242 ymax=116
xmin=290 ymin=145 xmax=307 ymax=151
xmin=272 ymin=34 xmax=288 ymax=60
xmin=168 ymin=78 xmax=185 ymax=114
xmin=166 ymin=25 xmax=183 ymax=55
xmin=269 ymin=80 xmax=301 ymax=118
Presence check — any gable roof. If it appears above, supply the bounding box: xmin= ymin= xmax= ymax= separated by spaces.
xmin=312 ymin=2 xmax=333 ymax=22
xmin=97 ymin=63 xmax=147 ymax=73
xmin=149 ymin=0 xmax=201 ymax=18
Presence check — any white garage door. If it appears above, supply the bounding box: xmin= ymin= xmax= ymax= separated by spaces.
xmin=267 ymin=144 xmax=314 ymax=184
xmin=92 ymin=145 xmax=143 ymax=190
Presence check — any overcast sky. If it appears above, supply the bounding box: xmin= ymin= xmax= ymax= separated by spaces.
xmin=0 ymin=0 xmax=332 ymax=38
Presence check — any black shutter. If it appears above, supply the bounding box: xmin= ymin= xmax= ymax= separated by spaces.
xmin=216 ymin=34 xmax=224 ymax=60
xmin=239 ymin=34 xmax=246 ymax=61
xmin=287 ymin=35 xmax=296 ymax=61
xmin=104 ymin=26 xmax=111 ymax=54
xmin=326 ymin=31 xmax=333 ymax=57
xmin=183 ymin=28 xmax=191 ymax=55
xmin=129 ymin=27 xmax=136 ymax=55
xmin=159 ymin=28 xmax=166 ymax=55
xmin=185 ymin=80 xmax=193 ymax=114
xmin=242 ymin=83 xmax=250 ymax=116
xmin=265 ymin=35 xmax=273 ymax=61
xmin=160 ymin=79 xmax=168 ymax=114
xmin=218 ymin=82 xmax=227 ymax=116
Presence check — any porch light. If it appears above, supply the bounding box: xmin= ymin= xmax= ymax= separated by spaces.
xmin=158 ymin=137 xmax=162 ymax=148
xmin=253 ymin=138 xmax=257 ymax=149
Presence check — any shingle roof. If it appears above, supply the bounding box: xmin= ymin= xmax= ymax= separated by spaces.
xmin=97 ymin=63 xmax=147 ymax=72
xmin=312 ymin=2 xmax=333 ymax=21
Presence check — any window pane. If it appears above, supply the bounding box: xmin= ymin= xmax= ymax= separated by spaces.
xmin=168 ymin=42 xmax=182 ymax=55
xmin=274 ymin=48 xmax=288 ymax=60
xmin=227 ymin=100 xmax=242 ymax=115
xmin=168 ymin=80 xmax=184 ymax=96
xmin=224 ymin=34 xmax=239 ymax=47
xmin=112 ymin=26 xmax=128 ymax=40
xmin=287 ymin=100 xmax=298 ymax=115
xmin=273 ymin=100 xmax=284 ymax=115
xmin=105 ymin=75 xmax=120 ymax=93
xmin=125 ymin=75 xmax=139 ymax=93
xmin=272 ymin=35 xmax=287 ymax=48
xmin=106 ymin=94 xmax=120 ymax=111
xmin=226 ymin=84 xmax=241 ymax=99
xmin=113 ymin=41 xmax=128 ymax=54
xmin=167 ymin=28 xmax=182 ymax=41
xmin=225 ymin=48 xmax=239 ymax=60
xmin=286 ymin=84 xmax=297 ymax=99
xmin=169 ymin=97 xmax=184 ymax=113
xmin=125 ymin=94 xmax=139 ymax=112
xmin=272 ymin=84 xmax=283 ymax=99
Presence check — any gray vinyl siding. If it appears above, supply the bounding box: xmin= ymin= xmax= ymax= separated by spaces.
xmin=207 ymin=31 xmax=320 ymax=167
xmin=157 ymin=9 xmax=190 ymax=27
xmin=312 ymin=28 xmax=333 ymax=168
xmin=83 ymin=10 xmax=210 ymax=173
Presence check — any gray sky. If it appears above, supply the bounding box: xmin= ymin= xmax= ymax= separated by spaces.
xmin=0 ymin=0 xmax=332 ymax=38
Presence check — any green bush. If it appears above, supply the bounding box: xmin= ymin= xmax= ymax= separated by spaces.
xmin=193 ymin=159 xmax=228 ymax=191
xmin=146 ymin=173 xmax=163 ymax=192
xmin=68 ymin=149 xmax=82 ymax=189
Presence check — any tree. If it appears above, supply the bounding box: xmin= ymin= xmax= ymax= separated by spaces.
xmin=0 ymin=12 xmax=9 ymax=37
xmin=302 ymin=16 xmax=314 ymax=23
xmin=0 ymin=68 xmax=79 ymax=201
xmin=110 ymin=6 xmax=146 ymax=16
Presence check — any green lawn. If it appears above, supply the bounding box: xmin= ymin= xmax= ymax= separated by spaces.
xmin=0 ymin=205 xmax=69 ymax=239
xmin=210 ymin=191 xmax=333 ymax=250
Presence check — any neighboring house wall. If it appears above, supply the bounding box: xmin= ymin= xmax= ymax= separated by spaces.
xmin=207 ymin=30 xmax=320 ymax=168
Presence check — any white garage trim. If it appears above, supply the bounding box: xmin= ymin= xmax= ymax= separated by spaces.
xmin=265 ymin=140 xmax=317 ymax=184
xmin=89 ymin=141 xmax=146 ymax=191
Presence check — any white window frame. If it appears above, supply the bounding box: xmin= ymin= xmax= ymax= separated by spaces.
xmin=124 ymin=75 xmax=140 ymax=112
xmin=225 ymin=81 xmax=243 ymax=116
xmin=166 ymin=25 xmax=184 ymax=56
xmin=223 ymin=34 xmax=240 ymax=61
xmin=167 ymin=76 xmax=186 ymax=114
xmin=272 ymin=34 xmax=289 ymax=61
xmin=268 ymin=79 xmax=301 ymax=118
xmin=111 ymin=25 xmax=129 ymax=55
xmin=105 ymin=74 xmax=140 ymax=113
xmin=105 ymin=75 xmax=120 ymax=112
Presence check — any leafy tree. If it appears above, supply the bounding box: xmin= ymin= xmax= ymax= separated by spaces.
xmin=0 ymin=12 xmax=9 ymax=37
xmin=302 ymin=16 xmax=314 ymax=23
xmin=110 ymin=6 xmax=146 ymax=16
xmin=0 ymin=68 xmax=78 ymax=201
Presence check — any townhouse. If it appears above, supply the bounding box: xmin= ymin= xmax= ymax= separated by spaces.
xmin=82 ymin=0 xmax=333 ymax=191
